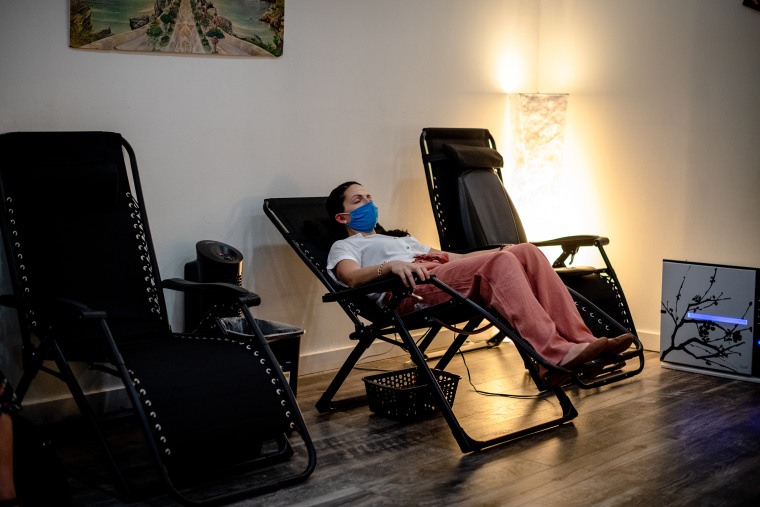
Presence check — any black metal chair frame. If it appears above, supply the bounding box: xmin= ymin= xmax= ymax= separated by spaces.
xmin=263 ymin=197 xmax=642 ymax=453
xmin=0 ymin=131 xmax=316 ymax=505
xmin=420 ymin=127 xmax=638 ymax=336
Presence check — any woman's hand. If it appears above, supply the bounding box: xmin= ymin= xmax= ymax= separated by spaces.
xmin=385 ymin=260 xmax=430 ymax=289
xmin=335 ymin=258 xmax=429 ymax=289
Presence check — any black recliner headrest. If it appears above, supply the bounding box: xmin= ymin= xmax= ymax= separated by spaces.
xmin=442 ymin=143 xmax=503 ymax=168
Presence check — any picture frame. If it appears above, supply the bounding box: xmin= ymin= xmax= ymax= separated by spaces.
xmin=69 ymin=0 xmax=283 ymax=57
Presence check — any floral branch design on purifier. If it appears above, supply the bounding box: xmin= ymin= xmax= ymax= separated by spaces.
xmin=661 ymin=266 xmax=753 ymax=372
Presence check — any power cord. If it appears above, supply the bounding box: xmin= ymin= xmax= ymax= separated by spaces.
xmin=352 ymin=333 xmax=408 ymax=372
xmin=457 ymin=348 xmax=549 ymax=399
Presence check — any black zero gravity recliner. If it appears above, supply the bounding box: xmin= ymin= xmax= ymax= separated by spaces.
xmin=264 ymin=195 xmax=643 ymax=454
xmin=420 ymin=127 xmax=640 ymax=345
xmin=0 ymin=131 xmax=315 ymax=505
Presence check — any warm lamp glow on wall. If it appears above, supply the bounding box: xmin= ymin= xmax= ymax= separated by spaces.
xmin=504 ymin=93 xmax=569 ymax=240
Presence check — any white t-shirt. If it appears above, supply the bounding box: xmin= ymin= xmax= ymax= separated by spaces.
xmin=327 ymin=233 xmax=431 ymax=286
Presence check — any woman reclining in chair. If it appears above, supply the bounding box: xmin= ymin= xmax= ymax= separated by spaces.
xmin=326 ymin=181 xmax=635 ymax=382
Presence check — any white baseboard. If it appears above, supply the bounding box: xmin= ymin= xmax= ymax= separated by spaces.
xmin=20 ymin=328 xmax=663 ymax=424
xmin=297 ymin=327 xmax=501 ymax=375
xmin=259 ymin=326 xmax=663 ymax=378
xmin=637 ymin=329 xmax=660 ymax=353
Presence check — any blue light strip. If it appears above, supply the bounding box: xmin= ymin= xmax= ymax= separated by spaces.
xmin=687 ymin=312 xmax=748 ymax=326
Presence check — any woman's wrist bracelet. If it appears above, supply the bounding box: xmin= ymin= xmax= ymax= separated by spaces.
xmin=378 ymin=260 xmax=389 ymax=277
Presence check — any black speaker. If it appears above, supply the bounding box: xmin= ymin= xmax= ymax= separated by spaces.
xmin=196 ymin=240 xmax=244 ymax=286
xmin=183 ymin=240 xmax=244 ymax=332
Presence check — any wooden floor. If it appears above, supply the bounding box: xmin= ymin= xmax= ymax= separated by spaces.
xmin=45 ymin=345 xmax=760 ymax=506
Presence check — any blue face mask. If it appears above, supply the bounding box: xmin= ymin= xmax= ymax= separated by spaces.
xmin=345 ymin=201 xmax=379 ymax=233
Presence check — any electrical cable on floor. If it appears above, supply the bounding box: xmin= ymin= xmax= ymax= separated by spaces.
xmin=349 ymin=332 xmax=552 ymax=403
xmin=352 ymin=333 xmax=408 ymax=372
xmin=353 ymin=332 xmax=437 ymax=373
xmin=457 ymin=348 xmax=549 ymax=399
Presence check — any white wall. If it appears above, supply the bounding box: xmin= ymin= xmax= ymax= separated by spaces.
xmin=1 ymin=1 xmax=759 ymax=411
xmin=0 ymin=0 xmax=540 ymax=408
xmin=538 ymin=0 xmax=760 ymax=349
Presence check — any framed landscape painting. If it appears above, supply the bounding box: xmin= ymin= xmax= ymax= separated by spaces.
xmin=70 ymin=0 xmax=283 ymax=57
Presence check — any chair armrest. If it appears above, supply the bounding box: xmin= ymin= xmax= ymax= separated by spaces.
xmin=322 ymin=276 xmax=417 ymax=303
xmin=530 ymin=234 xmax=609 ymax=249
xmin=162 ymin=278 xmax=261 ymax=307
xmin=531 ymin=235 xmax=610 ymax=268
xmin=453 ymin=237 xmax=609 ymax=255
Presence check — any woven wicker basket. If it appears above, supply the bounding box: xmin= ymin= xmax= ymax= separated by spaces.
xmin=363 ymin=368 xmax=460 ymax=420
